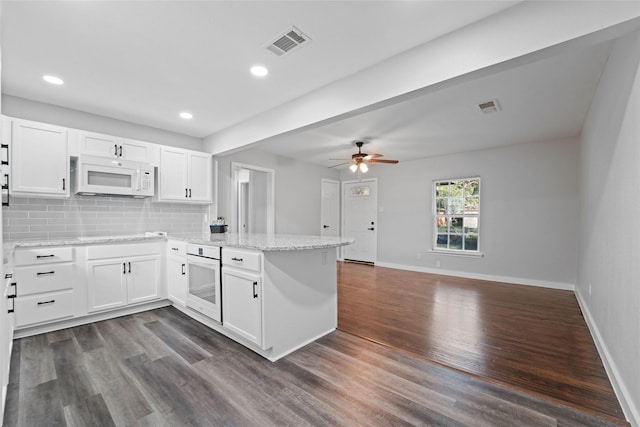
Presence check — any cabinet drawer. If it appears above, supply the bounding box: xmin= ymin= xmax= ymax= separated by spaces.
xmin=88 ymin=242 xmax=160 ymax=260
xmin=222 ymin=249 xmax=262 ymax=273
xmin=14 ymin=247 xmax=74 ymax=266
xmin=14 ymin=290 xmax=74 ymax=327
xmin=167 ymin=240 xmax=187 ymax=257
xmin=14 ymin=263 xmax=73 ymax=296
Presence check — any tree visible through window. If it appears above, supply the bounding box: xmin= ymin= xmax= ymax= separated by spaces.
xmin=434 ymin=177 xmax=480 ymax=252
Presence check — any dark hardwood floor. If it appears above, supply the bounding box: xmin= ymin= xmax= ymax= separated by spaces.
xmin=337 ymin=261 xmax=626 ymax=424
xmin=3 ymin=307 xmax=628 ymax=426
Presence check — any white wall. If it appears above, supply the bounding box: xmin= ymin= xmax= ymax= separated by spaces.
xmin=2 ymin=95 xmax=203 ymax=151
xmin=341 ymin=137 xmax=580 ymax=289
xmin=216 ymin=150 xmax=339 ymax=235
xmin=577 ymin=30 xmax=640 ymax=426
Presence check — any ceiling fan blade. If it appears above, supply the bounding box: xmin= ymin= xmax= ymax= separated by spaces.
xmin=365 ymin=153 xmax=384 ymax=159
xmin=369 ymin=159 xmax=399 ymax=164
xmin=328 ymin=162 xmax=351 ymax=168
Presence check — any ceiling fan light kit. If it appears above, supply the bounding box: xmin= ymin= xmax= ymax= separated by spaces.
xmin=330 ymin=141 xmax=399 ymax=174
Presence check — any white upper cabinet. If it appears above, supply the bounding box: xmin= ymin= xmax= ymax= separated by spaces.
xmin=157 ymin=146 xmax=212 ymax=203
xmin=10 ymin=119 xmax=70 ymax=198
xmin=78 ymin=131 xmax=157 ymax=164
xmin=188 ymin=151 xmax=213 ymax=202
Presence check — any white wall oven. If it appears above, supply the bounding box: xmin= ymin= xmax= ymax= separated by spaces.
xmin=186 ymin=245 xmax=221 ymax=322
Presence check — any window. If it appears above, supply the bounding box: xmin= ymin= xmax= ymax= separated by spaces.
xmin=434 ymin=177 xmax=480 ymax=252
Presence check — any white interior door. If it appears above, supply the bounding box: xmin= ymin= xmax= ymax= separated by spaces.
xmin=321 ymin=179 xmax=340 ymax=237
xmin=342 ymin=179 xmax=377 ymax=263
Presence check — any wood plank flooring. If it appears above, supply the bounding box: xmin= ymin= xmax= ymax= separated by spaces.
xmin=3 ymin=307 xmax=628 ymax=426
xmin=337 ymin=261 xmax=626 ymax=424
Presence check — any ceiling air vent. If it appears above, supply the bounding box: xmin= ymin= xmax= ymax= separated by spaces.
xmin=266 ymin=26 xmax=311 ymax=56
xmin=478 ymin=99 xmax=500 ymax=114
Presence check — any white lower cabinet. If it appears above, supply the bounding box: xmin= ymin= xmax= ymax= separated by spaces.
xmin=87 ymin=256 xmax=160 ymax=313
xmin=221 ymin=248 xmax=264 ymax=348
xmin=87 ymin=243 xmax=161 ymax=313
xmin=12 ymin=246 xmax=76 ymax=328
xmin=166 ymin=240 xmax=187 ymax=307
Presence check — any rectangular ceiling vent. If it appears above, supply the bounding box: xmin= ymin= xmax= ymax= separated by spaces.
xmin=478 ymin=99 xmax=500 ymax=114
xmin=266 ymin=26 xmax=311 ymax=56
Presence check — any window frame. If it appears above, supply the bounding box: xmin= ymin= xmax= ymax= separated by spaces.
xmin=432 ymin=176 xmax=482 ymax=256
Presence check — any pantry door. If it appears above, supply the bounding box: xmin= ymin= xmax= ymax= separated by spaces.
xmin=342 ymin=179 xmax=377 ymax=263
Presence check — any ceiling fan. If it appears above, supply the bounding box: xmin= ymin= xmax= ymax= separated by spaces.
xmin=329 ymin=141 xmax=399 ymax=173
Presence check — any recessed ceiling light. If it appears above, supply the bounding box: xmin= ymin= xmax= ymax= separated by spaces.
xmin=250 ymin=65 xmax=269 ymax=77
xmin=43 ymin=75 xmax=64 ymax=85
xmin=179 ymin=112 xmax=193 ymax=120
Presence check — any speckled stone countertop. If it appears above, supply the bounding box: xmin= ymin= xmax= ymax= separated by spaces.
xmin=8 ymin=234 xmax=165 ymax=249
xmin=3 ymin=234 xmax=165 ymax=264
xmin=3 ymin=233 xmax=353 ymax=263
xmin=168 ymin=233 xmax=354 ymax=251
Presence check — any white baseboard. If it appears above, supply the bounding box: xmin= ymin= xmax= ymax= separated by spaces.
xmin=374 ymin=261 xmax=574 ymax=291
xmin=575 ymin=288 xmax=638 ymax=427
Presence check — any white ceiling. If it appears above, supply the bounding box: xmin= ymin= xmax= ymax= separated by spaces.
xmin=0 ymin=0 xmax=520 ymax=139
xmin=259 ymin=40 xmax=613 ymax=168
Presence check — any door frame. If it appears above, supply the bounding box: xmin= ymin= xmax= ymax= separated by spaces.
xmin=341 ymin=178 xmax=378 ymax=264
xmin=231 ymin=162 xmax=275 ymax=235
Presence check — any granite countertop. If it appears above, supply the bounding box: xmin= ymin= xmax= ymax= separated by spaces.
xmin=168 ymin=232 xmax=354 ymax=251
xmin=3 ymin=233 xmax=353 ymax=262
xmin=8 ymin=234 xmax=165 ymax=249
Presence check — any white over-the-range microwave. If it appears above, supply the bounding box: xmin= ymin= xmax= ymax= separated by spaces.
xmin=74 ymin=155 xmax=154 ymax=198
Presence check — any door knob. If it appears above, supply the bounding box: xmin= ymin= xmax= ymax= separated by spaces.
xmin=323 ymin=225 xmax=330 ymax=229
xmin=368 ymin=227 xmax=375 ymax=231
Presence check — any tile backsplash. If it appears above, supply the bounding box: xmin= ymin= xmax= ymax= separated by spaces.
xmin=3 ymin=196 xmax=207 ymax=241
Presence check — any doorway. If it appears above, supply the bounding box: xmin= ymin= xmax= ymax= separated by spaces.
xmin=231 ymin=162 xmax=275 ymax=234
xmin=342 ymin=179 xmax=377 ymax=263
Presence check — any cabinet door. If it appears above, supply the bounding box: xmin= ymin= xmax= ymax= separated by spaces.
xmin=188 ymin=152 xmax=212 ymax=202
xmin=158 ymin=147 xmax=188 ymax=201
xmin=87 ymin=259 xmax=127 ymax=312
xmin=80 ymin=131 xmax=120 ymax=158
xmin=11 ymin=120 xmax=69 ymax=197
xmin=127 ymin=255 xmax=160 ymax=305
xmin=167 ymin=255 xmax=187 ymax=306
xmin=120 ymin=139 xmax=152 ymax=163
xmin=222 ymin=268 xmax=262 ymax=347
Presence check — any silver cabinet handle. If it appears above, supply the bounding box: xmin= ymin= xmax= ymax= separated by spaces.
xmin=181 ymin=263 xmax=186 ymax=275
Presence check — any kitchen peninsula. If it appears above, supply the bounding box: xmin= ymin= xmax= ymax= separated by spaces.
xmin=7 ymin=233 xmax=352 ymax=361
xmin=169 ymin=232 xmax=353 ymax=361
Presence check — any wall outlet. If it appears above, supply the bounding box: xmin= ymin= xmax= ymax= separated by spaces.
xmin=435 ymin=260 xmax=441 ymax=268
